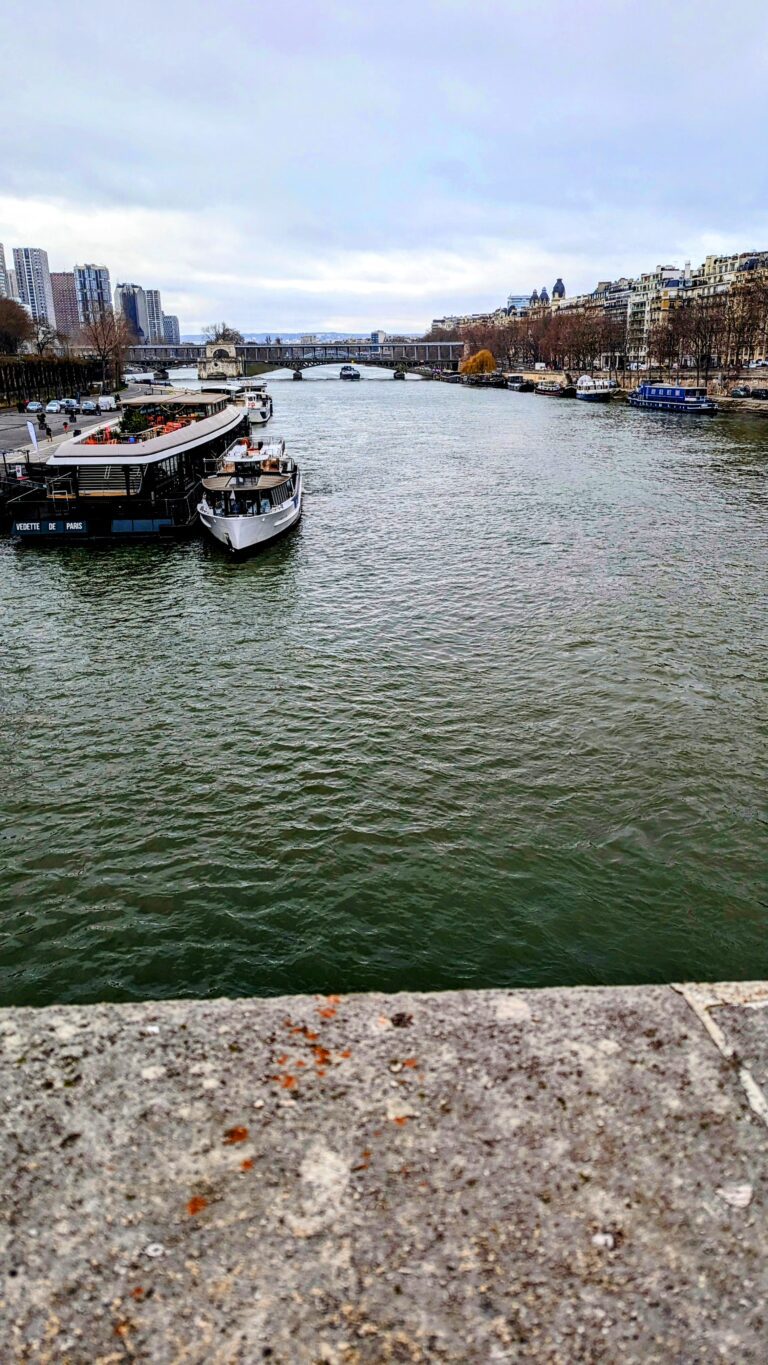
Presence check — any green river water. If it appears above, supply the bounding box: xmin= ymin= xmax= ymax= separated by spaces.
xmin=1 ymin=367 xmax=766 ymax=1006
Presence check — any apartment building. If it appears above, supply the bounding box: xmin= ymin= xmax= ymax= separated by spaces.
xmin=74 ymin=264 xmax=112 ymax=326
xmin=13 ymin=246 xmax=56 ymax=324
xmin=145 ymin=289 xmax=164 ymax=343
xmin=51 ymin=272 xmax=81 ymax=336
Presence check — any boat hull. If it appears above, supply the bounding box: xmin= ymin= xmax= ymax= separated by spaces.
xmin=628 ymin=397 xmax=717 ymax=414
xmin=199 ymin=475 xmax=302 ymax=555
xmin=576 ymin=390 xmax=613 ymax=403
xmin=246 ymin=397 xmax=273 ymax=426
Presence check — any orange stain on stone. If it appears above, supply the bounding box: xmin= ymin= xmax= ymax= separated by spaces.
xmin=223 ymin=1126 xmax=249 ymax=1145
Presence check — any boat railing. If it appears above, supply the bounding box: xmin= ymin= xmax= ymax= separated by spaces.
xmin=6 ymin=471 xmax=74 ymax=506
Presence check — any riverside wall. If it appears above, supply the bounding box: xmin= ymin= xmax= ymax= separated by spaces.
xmin=2 ymin=982 xmax=767 ymax=1363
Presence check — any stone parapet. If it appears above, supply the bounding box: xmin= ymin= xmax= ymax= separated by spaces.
xmin=2 ymin=983 xmax=767 ymax=1362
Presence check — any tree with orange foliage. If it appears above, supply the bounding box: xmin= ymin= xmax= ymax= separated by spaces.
xmin=460 ymin=348 xmax=496 ymax=375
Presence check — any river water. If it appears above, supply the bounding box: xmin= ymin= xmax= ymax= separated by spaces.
xmin=2 ymin=366 xmax=766 ymax=1006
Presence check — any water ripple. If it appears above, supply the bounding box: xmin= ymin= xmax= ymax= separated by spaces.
xmin=1 ymin=369 xmax=767 ymax=1004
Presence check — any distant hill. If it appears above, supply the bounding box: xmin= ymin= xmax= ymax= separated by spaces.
xmin=180 ymin=331 xmax=376 ymax=344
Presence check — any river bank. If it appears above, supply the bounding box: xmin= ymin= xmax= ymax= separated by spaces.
xmin=2 ymin=981 xmax=766 ymax=1361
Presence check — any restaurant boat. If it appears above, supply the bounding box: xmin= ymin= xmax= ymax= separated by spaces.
xmin=628 ymin=383 xmax=718 ymax=414
xmin=535 ymin=379 xmax=576 ymax=398
xmin=576 ymin=375 xmax=614 ymax=403
xmin=198 ymin=436 xmax=302 ymax=555
xmin=8 ymin=393 xmax=249 ymax=543
xmin=339 ymin=365 xmax=361 ymax=380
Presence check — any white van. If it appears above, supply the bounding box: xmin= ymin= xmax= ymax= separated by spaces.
xmin=97 ymin=395 xmax=118 ymax=411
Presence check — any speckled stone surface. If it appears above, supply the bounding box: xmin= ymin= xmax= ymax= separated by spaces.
xmin=1 ymin=984 xmax=767 ymax=1363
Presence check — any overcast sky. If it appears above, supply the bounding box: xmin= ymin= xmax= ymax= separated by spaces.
xmin=2 ymin=0 xmax=768 ymax=333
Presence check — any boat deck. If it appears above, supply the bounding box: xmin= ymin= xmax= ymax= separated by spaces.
xmin=202 ymin=473 xmax=290 ymax=492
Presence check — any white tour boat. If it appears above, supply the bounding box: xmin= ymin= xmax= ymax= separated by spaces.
xmin=576 ymin=375 xmax=614 ymax=403
xmin=243 ymin=382 xmax=273 ymax=426
xmin=198 ymin=436 xmax=301 ymax=554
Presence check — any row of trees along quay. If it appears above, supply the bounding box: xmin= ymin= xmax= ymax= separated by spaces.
xmin=0 ymin=296 xmax=137 ymax=401
xmin=426 ymin=275 xmax=768 ymax=384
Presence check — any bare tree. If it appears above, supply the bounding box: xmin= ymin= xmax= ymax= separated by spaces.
xmin=79 ymin=309 xmax=137 ymax=386
xmin=31 ymin=321 xmax=66 ymax=356
xmin=687 ymin=295 xmax=728 ymax=384
xmin=202 ymin=322 xmax=244 ymax=344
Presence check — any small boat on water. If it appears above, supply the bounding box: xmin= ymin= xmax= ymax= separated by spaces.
xmin=393 ymin=368 xmax=406 ymax=380
xmin=628 ymin=383 xmax=718 ymax=415
xmin=576 ymin=375 xmax=614 ymax=403
xmin=198 ymin=436 xmax=302 ymax=555
xmin=153 ymin=368 xmax=170 ymax=382
xmin=535 ymin=379 xmax=576 ymax=398
xmin=243 ymin=383 xmax=273 ymax=426
xmin=507 ymin=375 xmax=534 ymax=392
xmin=340 ymin=365 xmax=361 ymax=381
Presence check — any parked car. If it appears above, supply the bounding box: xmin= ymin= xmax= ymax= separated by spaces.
xmin=97 ymin=395 xmax=118 ymax=411
xmin=748 ymin=359 xmax=768 ymax=368
xmin=26 ymin=401 xmax=44 ymax=413
xmin=80 ymin=400 xmax=99 ymax=414
xmin=731 ymin=387 xmax=751 ymax=397
xmin=60 ymin=398 xmax=80 ymax=414
xmin=749 ymin=387 xmax=768 ymax=399
xmin=45 ymin=400 xmax=62 ymax=413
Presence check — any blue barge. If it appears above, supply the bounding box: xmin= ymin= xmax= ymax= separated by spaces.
xmin=628 ymin=383 xmax=718 ymax=415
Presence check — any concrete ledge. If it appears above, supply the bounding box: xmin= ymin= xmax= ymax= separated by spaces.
xmin=2 ymin=984 xmax=767 ymax=1362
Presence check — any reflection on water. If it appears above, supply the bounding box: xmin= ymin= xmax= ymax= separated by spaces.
xmin=1 ymin=368 xmax=767 ymax=1006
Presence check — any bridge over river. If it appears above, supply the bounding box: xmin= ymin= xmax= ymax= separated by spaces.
xmin=124 ymin=340 xmax=465 ymax=371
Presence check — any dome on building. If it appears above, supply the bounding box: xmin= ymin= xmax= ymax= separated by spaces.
xmin=529 ymin=288 xmax=539 ymax=304
xmin=552 ymin=277 xmax=565 ymax=299
xmin=539 ymin=285 xmax=550 ymax=304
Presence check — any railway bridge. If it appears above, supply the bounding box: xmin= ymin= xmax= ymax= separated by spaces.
xmin=124 ymin=340 xmax=465 ymax=372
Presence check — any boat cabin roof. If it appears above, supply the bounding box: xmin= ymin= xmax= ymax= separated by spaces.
xmin=47 ymin=398 xmax=242 ymax=467
xmin=121 ymin=392 xmax=226 ymax=409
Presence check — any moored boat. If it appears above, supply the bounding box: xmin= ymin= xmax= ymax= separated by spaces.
xmin=198 ymin=436 xmax=301 ymax=554
xmin=339 ymin=365 xmax=361 ymax=380
xmin=243 ymin=383 xmax=273 ymax=426
xmin=8 ymin=393 xmax=249 ymax=543
xmin=628 ymin=383 xmax=718 ymax=414
xmin=576 ymin=375 xmax=614 ymax=403
xmin=535 ymin=379 xmax=576 ymax=398
xmin=507 ymin=375 xmax=534 ymax=392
